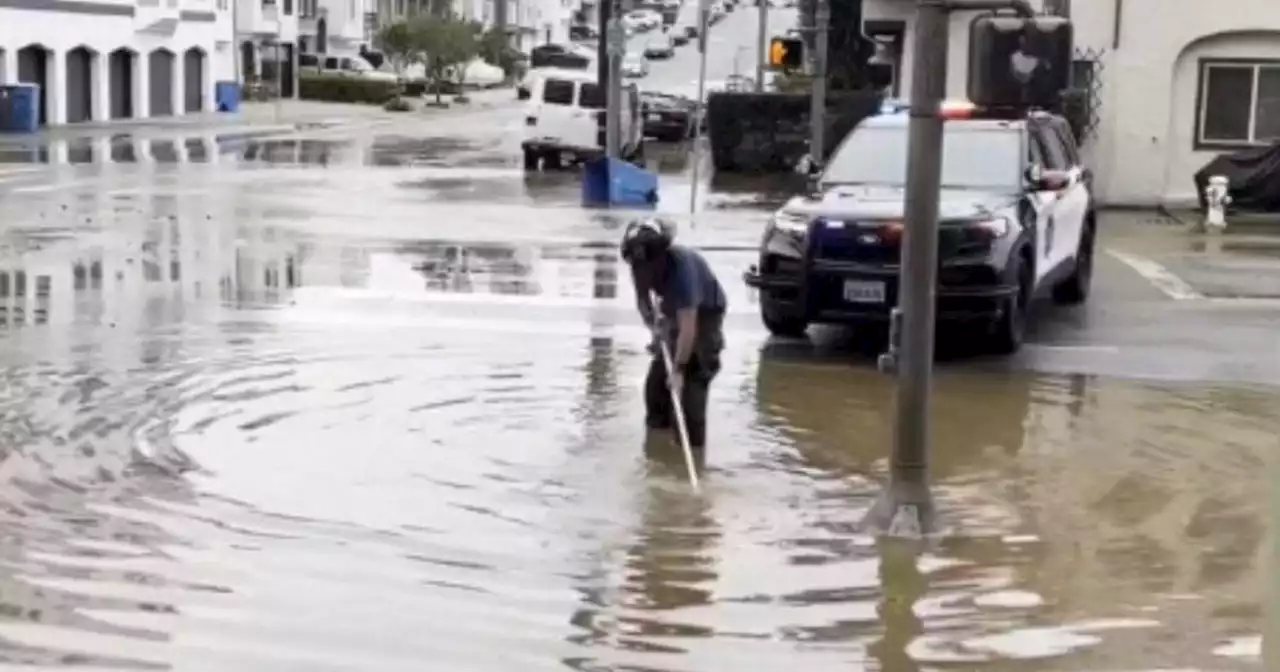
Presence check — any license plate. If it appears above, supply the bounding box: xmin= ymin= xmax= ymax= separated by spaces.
xmin=647 ymin=113 xmax=662 ymax=122
xmin=843 ymin=280 xmax=885 ymax=304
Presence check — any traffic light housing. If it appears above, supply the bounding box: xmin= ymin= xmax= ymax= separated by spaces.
xmin=968 ymin=15 xmax=1073 ymax=109
xmin=768 ymin=36 xmax=804 ymax=69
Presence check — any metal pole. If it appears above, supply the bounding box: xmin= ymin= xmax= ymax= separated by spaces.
xmin=687 ymin=3 xmax=710 ymax=214
xmin=754 ymin=0 xmax=767 ymax=92
xmin=1266 ymin=443 xmax=1280 ymax=668
xmin=597 ymin=0 xmax=612 ymax=87
xmin=862 ymin=0 xmax=948 ymax=538
xmin=807 ymin=0 xmax=828 ymax=164
xmin=274 ymin=40 xmax=283 ymax=122
xmin=606 ymin=49 xmax=622 ymax=158
xmin=232 ymin=0 xmax=241 ymax=86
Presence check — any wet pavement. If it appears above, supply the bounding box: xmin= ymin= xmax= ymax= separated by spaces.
xmin=0 ymin=7 xmax=1277 ymax=671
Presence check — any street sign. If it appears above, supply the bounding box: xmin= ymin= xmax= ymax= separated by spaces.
xmin=606 ymin=19 xmax=627 ymax=57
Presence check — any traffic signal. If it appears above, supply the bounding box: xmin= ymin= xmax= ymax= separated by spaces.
xmin=768 ymin=36 xmax=803 ymax=69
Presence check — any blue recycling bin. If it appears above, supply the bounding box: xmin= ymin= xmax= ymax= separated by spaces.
xmin=0 ymin=84 xmax=41 ymax=133
xmin=215 ymin=80 xmax=240 ymax=113
xmin=582 ymin=156 xmax=659 ymax=208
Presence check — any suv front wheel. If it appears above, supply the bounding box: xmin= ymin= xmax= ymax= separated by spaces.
xmin=761 ymin=304 xmax=808 ymax=338
xmin=988 ymin=251 xmax=1031 ymax=355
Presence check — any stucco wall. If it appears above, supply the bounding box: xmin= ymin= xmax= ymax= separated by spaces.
xmin=1079 ymin=0 xmax=1280 ymax=206
xmin=0 ymin=7 xmax=234 ymax=124
xmin=864 ymin=0 xmax=1280 ymax=207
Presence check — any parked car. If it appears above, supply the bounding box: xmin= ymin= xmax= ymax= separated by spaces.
xmin=443 ymin=59 xmax=506 ymax=88
xmin=743 ymin=103 xmax=1095 ymax=355
xmin=640 ymin=91 xmax=696 ymax=141
xmin=622 ymin=52 xmax=650 ymax=78
xmin=643 ymin=34 xmax=676 ymax=59
xmin=521 ymin=68 xmax=645 ymax=170
xmin=521 ymin=44 xmax=595 ymax=98
xmin=569 ymin=24 xmax=598 ymax=41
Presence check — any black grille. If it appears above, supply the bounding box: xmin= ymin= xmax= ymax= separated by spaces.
xmin=811 ymin=222 xmax=982 ymax=264
xmin=811 ymin=224 xmax=899 ymax=264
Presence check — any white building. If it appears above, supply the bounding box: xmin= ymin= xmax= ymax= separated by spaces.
xmin=864 ymin=0 xmax=1280 ymax=207
xmin=0 ymin=0 xmax=235 ymax=126
xmin=235 ymin=0 xmax=301 ymax=96
xmin=298 ymin=0 xmax=377 ymax=59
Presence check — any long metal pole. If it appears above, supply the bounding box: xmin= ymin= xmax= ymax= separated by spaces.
xmin=807 ymin=0 xmax=828 ymax=163
xmin=687 ymin=2 xmax=710 ymax=214
xmin=606 ymin=49 xmax=622 ymax=158
xmin=1266 ymin=442 xmax=1280 ymax=667
xmin=863 ymin=0 xmax=947 ymax=537
xmin=754 ymin=0 xmax=767 ymax=92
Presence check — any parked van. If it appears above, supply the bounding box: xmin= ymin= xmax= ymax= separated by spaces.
xmin=521 ymin=68 xmax=645 ymax=170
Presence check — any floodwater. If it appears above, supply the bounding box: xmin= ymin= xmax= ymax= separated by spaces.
xmin=0 ymin=206 xmax=1273 ymax=670
xmin=0 ymin=51 xmax=1275 ymax=665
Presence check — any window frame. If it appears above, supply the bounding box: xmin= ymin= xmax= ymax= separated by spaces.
xmin=1194 ymin=57 xmax=1280 ymax=150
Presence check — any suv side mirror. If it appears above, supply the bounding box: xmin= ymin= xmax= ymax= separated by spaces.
xmin=1025 ymin=164 xmax=1071 ymax=192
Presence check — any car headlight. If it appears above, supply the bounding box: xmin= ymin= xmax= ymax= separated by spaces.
xmin=771 ymin=210 xmax=810 ymax=234
xmin=970 ymin=217 xmax=1011 ymax=239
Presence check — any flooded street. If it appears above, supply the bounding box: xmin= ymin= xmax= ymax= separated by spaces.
xmin=0 ymin=10 xmax=1278 ymax=670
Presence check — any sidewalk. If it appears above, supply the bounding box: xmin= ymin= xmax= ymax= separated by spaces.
xmin=1155 ymin=206 xmax=1280 ymax=236
xmin=4 ymin=87 xmax=519 ymax=142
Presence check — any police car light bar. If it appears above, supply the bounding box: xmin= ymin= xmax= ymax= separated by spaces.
xmin=877 ymin=99 xmax=981 ymax=118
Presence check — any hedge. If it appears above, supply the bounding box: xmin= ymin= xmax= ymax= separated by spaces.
xmin=705 ymin=91 xmax=882 ymax=173
xmin=299 ymin=73 xmax=399 ymax=105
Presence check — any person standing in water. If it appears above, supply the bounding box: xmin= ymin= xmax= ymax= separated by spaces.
xmin=619 ymin=218 xmax=727 ymax=460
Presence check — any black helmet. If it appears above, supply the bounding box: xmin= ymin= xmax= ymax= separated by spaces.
xmin=619 ymin=217 xmax=674 ymax=264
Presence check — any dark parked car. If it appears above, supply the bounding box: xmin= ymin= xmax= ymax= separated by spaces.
xmin=569 ymin=24 xmax=598 ymax=40
xmin=640 ymin=92 xmax=696 ymax=142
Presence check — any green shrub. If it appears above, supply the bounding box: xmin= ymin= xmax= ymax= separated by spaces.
xmin=383 ymin=97 xmax=413 ymax=112
xmin=299 ymin=73 xmax=398 ymax=105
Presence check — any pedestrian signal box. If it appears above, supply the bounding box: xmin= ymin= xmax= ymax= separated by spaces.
xmin=968 ymin=15 xmax=1072 ymax=109
xmin=769 ymin=37 xmax=803 ymax=69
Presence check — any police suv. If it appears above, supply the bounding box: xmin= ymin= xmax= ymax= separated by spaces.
xmin=744 ymin=101 xmax=1096 ymax=354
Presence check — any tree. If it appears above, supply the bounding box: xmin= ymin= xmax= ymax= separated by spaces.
xmin=376 ymin=19 xmax=417 ymax=96
xmin=477 ymin=26 xmax=523 ymax=80
xmin=410 ymin=13 xmax=480 ymax=105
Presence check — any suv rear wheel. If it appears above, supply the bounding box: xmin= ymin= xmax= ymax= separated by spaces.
xmin=1052 ymin=220 xmax=1095 ymax=305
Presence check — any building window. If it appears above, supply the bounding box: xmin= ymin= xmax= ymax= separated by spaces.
xmin=1196 ymin=59 xmax=1280 ymax=148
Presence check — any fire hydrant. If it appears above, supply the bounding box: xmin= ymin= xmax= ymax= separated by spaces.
xmin=1204 ymin=175 xmax=1231 ymax=232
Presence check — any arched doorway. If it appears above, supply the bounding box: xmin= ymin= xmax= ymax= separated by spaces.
xmin=65 ymin=46 xmax=95 ymax=124
xmin=108 ymin=48 xmax=135 ymax=119
xmin=317 ymin=18 xmax=329 ymax=54
xmin=240 ymin=41 xmax=257 ymax=81
xmin=148 ymin=48 xmax=175 ymax=117
xmin=183 ymin=47 xmax=205 ymax=112
xmin=16 ymin=44 xmax=50 ymax=126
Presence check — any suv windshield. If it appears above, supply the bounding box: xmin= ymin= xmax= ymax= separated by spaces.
xmin=821 ymin=124 xmax=1024 ymax=191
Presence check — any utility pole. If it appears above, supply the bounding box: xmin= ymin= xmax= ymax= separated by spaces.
xmin=687 ymin=0 xmax=710 ymax=213
xmin=603 ymin=2 xmax=625 ymax=158
xmin=1266 ymin=443 xmax=1280 ymax=668
xmin=863 ymin=0 xmax=1035 ymax=539
xmin=806 ymin=0 xmax=828 ymax=164
xmin=754 ymin=0 xmax=767 ymax=91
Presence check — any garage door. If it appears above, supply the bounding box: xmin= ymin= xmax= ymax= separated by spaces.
xmin=148 ymin=49 xmax=174 ymax=117
xmin=183 ymin=48 xmax=204 ymax=113
xmin=65 ymin=47 xmax=93 ymax=124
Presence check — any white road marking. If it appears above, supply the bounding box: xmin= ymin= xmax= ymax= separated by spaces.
xmin=1024 ymin=344 xmax=1121 ymax=354
xmin=1105 ymin=249 xmax=1203 ymax=300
